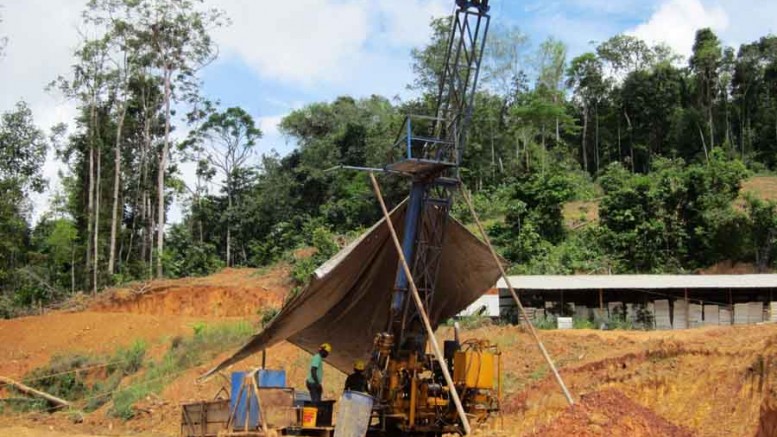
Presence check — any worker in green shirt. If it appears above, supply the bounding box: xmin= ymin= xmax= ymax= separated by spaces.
xmin=306 ymin=343 xmax=331 ymax=403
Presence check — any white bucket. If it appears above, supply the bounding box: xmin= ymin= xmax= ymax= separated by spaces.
xmin=333 ymin=391 xmax=373 ymax=437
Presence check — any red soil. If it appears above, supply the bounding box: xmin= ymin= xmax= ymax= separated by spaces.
xmin=527 ymin=389 xmax=695 ymax=437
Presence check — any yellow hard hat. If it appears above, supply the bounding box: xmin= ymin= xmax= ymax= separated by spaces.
xmin=354 ymin=360 xmax=366 ymax=371
xmin=320 ymin=343 xmax=332 ymax=353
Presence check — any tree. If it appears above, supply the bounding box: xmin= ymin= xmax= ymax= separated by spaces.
xmin=52 ymin=35 xmax=111 ymax=293
xmin=190 ymin=107 xmax=261 ymax=266
xmin=489 ymin=169 xmax=574 ymax=264
xmin=598 ymin=151 xmax=747 ymax=272
xmin=130 ymin=0 xmax=225 ymax=278
xmin=482 ymin=24 xmax=529 ymax=96
xmin=620 ymin=64 xmax=684 ymax=170
xmin=536 ymin=37 xmax=567 ymax=145
xmin=596 ymin=35 xmax=655 ymax=77
xmin=409 ymin=17 xmax=451 ymax=95
xmin=690 ymin=28 xmax=723 ymax=151
xmin=0 ymin=102 xmax=49 ymax=298
xmin=744 ymin=196 xmax=777 ymax=272
xmin=83 ymin=0 xmax=143 ymax=277
xmin=0 ymin=102 xmax=48 ymax=194
xmin=567 ymin=53 xmax=608 ymax=172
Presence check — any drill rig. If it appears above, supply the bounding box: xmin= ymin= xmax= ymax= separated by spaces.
xmin=365 ymin=0 xmax=499 ymax=434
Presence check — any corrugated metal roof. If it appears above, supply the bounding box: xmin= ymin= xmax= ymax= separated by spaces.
xmin=496 ymin=274 xmax=777 ymax=290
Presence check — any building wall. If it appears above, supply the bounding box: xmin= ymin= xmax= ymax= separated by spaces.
xmin=459 ymin=294 xmax=500 ymax=317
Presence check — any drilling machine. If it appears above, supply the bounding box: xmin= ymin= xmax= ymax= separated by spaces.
xmin=364 ymin=1 xmax=500 ymax=435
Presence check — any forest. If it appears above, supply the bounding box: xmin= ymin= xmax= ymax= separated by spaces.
xmin=1 ymin=0 xmax=777 ymax=317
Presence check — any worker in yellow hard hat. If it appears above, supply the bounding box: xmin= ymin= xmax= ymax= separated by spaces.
xmin=306 ymin=343 xmax=331 ymax=403
xmin=344 ymin=359 xmax=367 ymax=393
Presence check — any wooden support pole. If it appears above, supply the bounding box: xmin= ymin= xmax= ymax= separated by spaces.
xmin=599 ymin=289 xmax=604 ymax=316
xmin=0 ymin=376 xmax=70 ymax=408
xmin=458 ymin=183 xmax=575 ymax=406
xmin=248 ymin=370 xmax=270 ymax=437
xmin=369 ymin=173 xmax=472 ymax=436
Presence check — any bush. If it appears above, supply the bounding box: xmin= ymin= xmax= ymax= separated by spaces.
xmin=573 ymin=317 xmax=596 ymax=329
xmin=23 ymin=354 xmax=97 ymax=402
xmin=259 ymin=307 xmax=279 ymax=327
xmin=289 ymin=223 xmax=340 ymax=287
xmin=110 ymin=340 xmax=147 ymax=376
xmin=109 ymin=321 xmax=253 ymax=419
xmin=163 ymin=224 xmax=224 ymax=278
xmin=455 ymin=314 xmax=493 ymax=330
xmin=17 ymin=340 xmax=147 ymax=413
xmin=533 ymin=316 xmax=557 ymax=330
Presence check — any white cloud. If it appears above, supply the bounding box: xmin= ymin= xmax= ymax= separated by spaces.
xmin=715 ymin=0 xmax=777 ymax=49
xmin=0 ymin=0 xmax=82 ymax=221
xmin=258 ymin=115 xmax=282 ymax=138
xmin=627 ymin=0 xmax=729 ymax=58
xmin=214 ymin=0 xmax=447 ymax=87
xmin=372 ymin=0 xmax=449 ymax=47
xmin=0 ymin=0 xmax=80 ymax=129
xmin=214 ymin=0 xmax=370 ymax=85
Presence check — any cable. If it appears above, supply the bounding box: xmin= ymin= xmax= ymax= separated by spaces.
xmin=1 ymin=359 xmax=133 ymax=386
xmin=459 ymin=180 xmax=575 ymax=406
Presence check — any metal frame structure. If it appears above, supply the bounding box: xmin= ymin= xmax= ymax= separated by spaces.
xmin=386 ymin=0 xmax=491 ymax=354
xmin=328 ymin=1 xmax=495 ymax=434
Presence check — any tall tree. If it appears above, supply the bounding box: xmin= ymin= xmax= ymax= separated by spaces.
xmin=52 ymin=35 xmax=111 ymax=293
xmin=596 ymin=35 xmax=655 ymax=77
xmin=190 ymin=107 xmax=261 ymax=266
xmin=482 ymin=24 xmax=529 ymax=96
xmin=0 ymin=102 xmax=49 ymax=295
xmin=690 ymin=28 xmax=723 ymax=152
xmin=84 ymin=0 xmax=141 ymax=277
xmin=130 ymin=0 xmax=224 ymax=277
xmin=567 ymin=53 xmax=608 ymax=172
xmin=536 ymin=37 xmax=567 ymax=145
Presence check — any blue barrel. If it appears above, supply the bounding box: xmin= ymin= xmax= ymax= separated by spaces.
xmin=257 ymin=369 xmax=286 ymax=387
xmin=230 ymin=370 xmax=287 ymax=429
xmin=333 ymin=391 xmax=374 ymax=437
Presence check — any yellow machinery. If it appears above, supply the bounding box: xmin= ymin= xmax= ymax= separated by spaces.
xmin=366 ymin=333 xmax=501 ymax=434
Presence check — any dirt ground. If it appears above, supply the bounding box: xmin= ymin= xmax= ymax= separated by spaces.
xmin=90 ymin=267 xmax=288 ymax=317
xmin=4 ymin=266 xmax=777 ymax=436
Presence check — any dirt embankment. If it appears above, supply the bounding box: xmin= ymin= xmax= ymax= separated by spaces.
xmin=90 ymin=268 xmax=288 ymax=317
xmin=528 ymin=389 xmax=695 ymax=436
xmin=0 ymin=267 xmax=290 ymax=380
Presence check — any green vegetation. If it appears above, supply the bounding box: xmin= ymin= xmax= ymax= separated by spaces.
xmin=109 ymin=321 xmax=252 ymax=419
xmin=572 ymin=317 xmax=596 ymax=329
xmin=11 ymin=322 xmax=251 ymax=419
xmin=258 ymin=306 xmax=280 ymax=327
xmin=2 ymin=1 xmax=777 ymax=318
xmin=447 ymin=314 xmax=494 ymax=330
xmin=16 ymin=340 xmax=147 ymax=413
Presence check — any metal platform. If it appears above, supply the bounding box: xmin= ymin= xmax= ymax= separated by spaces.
xmin=385 ymin=158 xmax=455 ymax=176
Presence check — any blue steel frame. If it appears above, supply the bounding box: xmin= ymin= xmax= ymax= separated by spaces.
xmin=386 ymin=3 xmax=491 ymax=350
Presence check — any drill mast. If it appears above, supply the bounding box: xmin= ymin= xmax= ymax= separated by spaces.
xmin=367 ymin=1 xmax=493 ymax=434
xmin=386 ymin=0 xmax=491 ymax=356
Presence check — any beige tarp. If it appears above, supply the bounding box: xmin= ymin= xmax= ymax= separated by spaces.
xmin=203 ymin=202 xmax=501 ymax=376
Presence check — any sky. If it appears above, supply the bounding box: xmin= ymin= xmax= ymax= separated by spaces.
xmin=1 ymin=0 xmax=775 ymax=223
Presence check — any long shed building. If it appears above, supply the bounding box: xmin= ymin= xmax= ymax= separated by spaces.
xmin=497 ymin=274 xmax=777 ymax=329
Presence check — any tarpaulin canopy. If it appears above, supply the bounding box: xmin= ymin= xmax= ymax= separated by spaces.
xmin=203 ymin=201 xmax=502 ymax=377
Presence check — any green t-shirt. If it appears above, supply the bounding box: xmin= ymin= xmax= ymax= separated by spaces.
xmin=306 ymin=353 xmax=324 ymax=384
